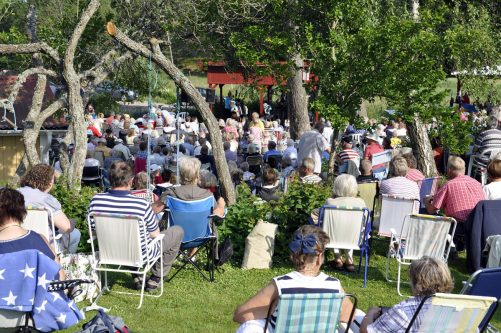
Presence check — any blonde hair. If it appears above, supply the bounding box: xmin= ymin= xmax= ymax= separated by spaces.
xmin=333 ymin=174 xmax=358 ymax=197
xmin=178 ymin=156 xmax=201 ymax=185
xmin=448 ymin=156 xmax=466 ymax=174
xmin=133 ymin=172 xmax=148 ymax=189
xmin=409 ymin=256 xmax=454 ymax=297
xmin=390 ymin=156 xmax=409 ymax=177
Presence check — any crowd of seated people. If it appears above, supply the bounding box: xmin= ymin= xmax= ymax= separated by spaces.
xmin=4 ymin=105 xmax=501 ymax=331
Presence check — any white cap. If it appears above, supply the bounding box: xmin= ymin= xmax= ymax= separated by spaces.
xmin=149 ymin=164 xmax=161 ymax=172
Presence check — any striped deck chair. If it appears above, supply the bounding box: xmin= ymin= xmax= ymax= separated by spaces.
xmin=264 ymin=292 xmax=356 ymax=333
xmin=24 ymin=205 xmax=61 ymax=254
xmin=386 ymin=214 xmax=456 ymax=296
xmin=406 ymin=293 xmax=498 ymax=333
xmin=376 ymin=194 xmax=418 ymax=238
xmin=417 ymin=177 xmax=440 ymax=213
xmin=319 ymin=206 xmax=371 ymax=288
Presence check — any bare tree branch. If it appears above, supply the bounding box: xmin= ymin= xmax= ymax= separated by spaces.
xmin=0 ymin=42 xmax=61 ymax=64
xmin=7 ymin=67 xmax=58 ymax=105
xmin=80 ymin=50 xmax=134 ymax=90
xmin=107 ymin=21 xmax=236 ymax=205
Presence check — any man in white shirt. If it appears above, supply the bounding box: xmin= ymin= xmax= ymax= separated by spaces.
xmin=297 ymin=123 xmax=330 ymax=174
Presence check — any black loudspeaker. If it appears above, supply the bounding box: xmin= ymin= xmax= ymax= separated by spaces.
xmin=206 ymin=89 xmax=216 ymax=104
xmin=180 ymin=90 xmax=189 ymax=103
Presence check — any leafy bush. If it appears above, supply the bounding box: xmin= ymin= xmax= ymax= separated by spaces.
xmin=218 ymin=184 xmax=271 ymax=263
xmin=220 ymin=179 xmax=331 ymax=265
xmin=51 ymin=177 xmax=97 ymax=252
xmin=269 ymin=180 xmax=331 ymax=261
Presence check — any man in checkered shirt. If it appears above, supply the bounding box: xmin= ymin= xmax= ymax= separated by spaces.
xmin=425 ymin=156 xmax=484 ymax=250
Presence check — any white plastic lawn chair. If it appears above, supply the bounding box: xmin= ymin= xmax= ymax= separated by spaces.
xmin=376 ymin=194 xmax=418 ymax=237
xmin=24 ymin=205 xmax=61 ymax=254
xmin=385 ymin=214 xmax=456 ymax=296
xmin=407 ymin=293 xmax=498 ymax=333
xmin=86 ymin=213 xmax=164 ymax=310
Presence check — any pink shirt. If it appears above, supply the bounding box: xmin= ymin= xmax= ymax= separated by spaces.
xmin=406 ymin=169 xmax=425 ymax=183
xmin=433 ymin=175 xmax=485 ymax=222
xmin=364 ymin=143 xmax=385 ymax=169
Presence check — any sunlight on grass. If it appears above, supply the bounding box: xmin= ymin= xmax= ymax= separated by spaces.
xmin=60 ymin=238 xmax=500 ymax=333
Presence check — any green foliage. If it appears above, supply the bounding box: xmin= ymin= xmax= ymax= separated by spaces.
xmin=51 ymin=176 xmax=97 ymax=252
xmin=269 ymin=180 xmax=331 ymax=260
xmin=220 ymin=180 xmax=330 ymax=265
xmin=218 ymin=184 xmax=271 ymax=263
xmin=88 ymin=93 xmax=121 ymax=116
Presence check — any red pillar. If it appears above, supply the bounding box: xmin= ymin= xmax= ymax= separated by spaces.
xmin=259 ymin=87 xmax=264 ymax=116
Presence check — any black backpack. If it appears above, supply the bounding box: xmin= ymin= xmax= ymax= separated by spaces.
xmin=216 ymin=237 xmax=233 ymax=266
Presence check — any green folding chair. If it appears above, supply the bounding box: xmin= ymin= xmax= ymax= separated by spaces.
xmin=264 ymin=292 xmax=356 ymax=333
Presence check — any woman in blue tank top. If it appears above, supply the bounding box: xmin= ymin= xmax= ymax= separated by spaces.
xmin=0 ymin=188 xmax=56 ymax=261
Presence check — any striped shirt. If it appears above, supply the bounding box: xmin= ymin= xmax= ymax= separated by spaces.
xmin=270 ymin=271 xmax=341 ymax=330
xmin=368 ymin=297 xmax=429 ymax=333
xmin=87 ymin=190 xmax=160 ymax=260
xmin=338 ymin=149 xmax=360 ymax=162
xmin=474 ymin=129 xmax=501 ymax=166
xmin=300 ymin=174 xmax=323 ymax=184
xmin=380 ymin=177 xmax=420 ymax=199
xmin=406 ymin=168 xmax=425 ymax=183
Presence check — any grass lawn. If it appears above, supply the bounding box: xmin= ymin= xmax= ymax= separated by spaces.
xmin=62 ymin=239 xmax=500 ymax=333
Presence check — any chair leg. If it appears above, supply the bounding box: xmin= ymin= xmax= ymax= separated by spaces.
xmin=137 ymin=270 xmax=147 ymax=309
xmin=397 ymin=263 xmax=403 ymax=296
xmin=363 ymin=250 xmax=369 ymax=289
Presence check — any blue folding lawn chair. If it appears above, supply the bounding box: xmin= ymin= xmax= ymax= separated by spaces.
xmin=264 ymin=292 xmax=357 ymax=333
xmin=417 ymin=177 xmax=440 ymax=213
xmin=165 ymin=196 xmax=217 ymax=282
xmin=461 ymin=267 xmax=501 ymax=332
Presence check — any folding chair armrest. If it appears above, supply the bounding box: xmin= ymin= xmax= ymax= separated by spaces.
xmin=149 ymin=233 xmax=165 ymax=247
xmin=54 ymin=234 xmax=63 ymax=240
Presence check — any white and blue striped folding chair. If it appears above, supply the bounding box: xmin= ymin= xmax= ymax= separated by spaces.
xmin=318 ymin=205 xmax=371 ymax=288
xmin=386 ymin=214 xmax=456 ymax=296
xmin=87 ymin=212 xmax=165 ymax=309
xmin=264 ymin=292 xmax=356 ymax=333
xmin=406 ymin=293 xmax=498 ymax=333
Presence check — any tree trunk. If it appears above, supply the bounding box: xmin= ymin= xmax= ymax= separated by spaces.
xmin=327 ymin=128 xmax=341 ymax=177
xmin=407 ymin=114 xmax=437 ymax=177
xmin=63 ymin=0 xmax=100 ymax=189
xmin=107 ymin=22 xmax=236 ymax=205
xmin=287 ymin=53 xmax=310 ymax=140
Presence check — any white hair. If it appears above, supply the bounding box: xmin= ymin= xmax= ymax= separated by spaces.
xmin=333 ymin=174 xmax=358 ymax=197
xmin=178 ymin=156 xmax=201 ymax=185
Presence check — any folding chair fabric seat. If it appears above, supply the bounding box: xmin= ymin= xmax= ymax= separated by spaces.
xmin=265 ymin=292 xmax=355 ymax=333
xmin=376 ymin=194 xmax=418 ymax=237
xmin=407 ymin=293 xmax=498 ymax=333
xmin=88 ymin=213 xmax=164 ymax=309
xmin=357 ymin=181 xmax=378 ymax=214
xmin=417 ymin=177 xmax=440 ymax=213
xmin=23 ymin=205 xmax=60 ymax=254
xmin=166 ymin=196 xmax=217 ymax=282
xmin=319 ymin=205 xmax=371 ymax=288
xmin=386 ymin=214 xmax=456 ymax=296
xmin=460 ymin=267 xmax=501 ymax=332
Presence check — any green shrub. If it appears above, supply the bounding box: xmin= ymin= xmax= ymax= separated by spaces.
xmin=51 ymin=177 xmax=98 ymax=252
xmin=270 ymin=179 xmax=331 ymax=261
xmin=220 ymin=179 xmax=331 ymax=265
xmin=218 ymin=184 xmax=272 ymax=264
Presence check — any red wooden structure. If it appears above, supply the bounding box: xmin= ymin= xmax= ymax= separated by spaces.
xmin=206 ymin=61 xmax=313 ymax=115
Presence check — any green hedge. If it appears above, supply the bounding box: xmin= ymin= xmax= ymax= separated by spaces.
xmin=219 ymin=179 xmax=331 ymax=265
xmin=51 ymin=177 xmax=97 ymax=252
